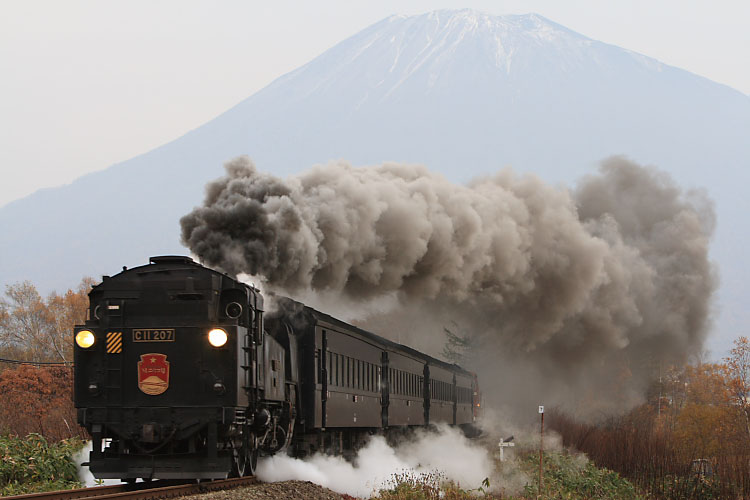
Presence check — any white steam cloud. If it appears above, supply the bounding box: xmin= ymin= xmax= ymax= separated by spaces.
xmin=256 ymin=424 xmax=494 ymax=497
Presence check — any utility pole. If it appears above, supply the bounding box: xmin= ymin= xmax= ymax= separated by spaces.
xmin=538 ymin=405 xmax=544 ymax=499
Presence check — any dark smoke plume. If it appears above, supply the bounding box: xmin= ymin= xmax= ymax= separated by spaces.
xmin=181 ymin=156 xmax=716 ymax=418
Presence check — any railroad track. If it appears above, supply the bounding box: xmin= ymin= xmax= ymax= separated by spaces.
xmin=3 ymin=477 xmax=259 ymax=500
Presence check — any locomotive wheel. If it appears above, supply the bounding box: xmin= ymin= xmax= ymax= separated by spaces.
xmin=232 ymin=431 xmax=259 ymax=477
xmin=247 ymin=433 xmax=259 ymax=476
xmin=232 ymin=446 xmax=247 ymax=477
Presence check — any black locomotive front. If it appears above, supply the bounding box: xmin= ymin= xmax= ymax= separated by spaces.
xmin=74 ymin=256 xmax=264 ymax=480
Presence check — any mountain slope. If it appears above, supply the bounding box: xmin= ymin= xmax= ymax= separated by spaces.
xmin=1 ymin=9 xmax=748 ymax=354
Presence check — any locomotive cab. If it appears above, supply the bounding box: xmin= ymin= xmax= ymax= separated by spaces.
xmin=74 ymin=256 xmax=273 ymax=480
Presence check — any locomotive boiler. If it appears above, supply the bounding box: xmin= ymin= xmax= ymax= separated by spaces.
xmin=74 ymin=256 xmax=480 ymax=480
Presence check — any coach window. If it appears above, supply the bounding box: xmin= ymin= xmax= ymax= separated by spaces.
xmin=337 ymin=353 xmax=342 ymax=387
xmin=328 ymin=352 xmax=336 ymax=385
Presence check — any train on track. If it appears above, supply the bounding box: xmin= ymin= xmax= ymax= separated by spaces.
xmin=74 ymin=256 xmax=480 ymax=481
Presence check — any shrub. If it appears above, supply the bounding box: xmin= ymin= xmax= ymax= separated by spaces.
xmin=0 ymin=365 xmax=86 ymax=441
xmin=372 ymin=470 xmax=492 ymax=500
xmin=0 ymin=433 xmax=84 ymax=495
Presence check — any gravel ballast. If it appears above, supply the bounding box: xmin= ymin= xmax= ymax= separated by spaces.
xmin=185 ymin=480 xmax=354 ymax=500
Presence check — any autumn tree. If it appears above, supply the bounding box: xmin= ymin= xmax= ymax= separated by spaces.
xmin=673 ymin=363 xmax=733 ymax=459
xmin=0 ymin=278 xmax=93 ymax=363
xmin=42 ymin=278 xmax=94 ymax=363
xmin=724 ymin=336 xmax=750 ymax=442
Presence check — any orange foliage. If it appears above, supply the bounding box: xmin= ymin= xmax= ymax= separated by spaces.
xmin=0 ymin=364 xmax=86 ymax=440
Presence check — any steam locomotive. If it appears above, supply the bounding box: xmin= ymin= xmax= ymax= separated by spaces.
xmin=74 ymin=256 xmax=480 ymax=480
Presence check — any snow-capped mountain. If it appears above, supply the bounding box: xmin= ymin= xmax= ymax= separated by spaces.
xmin=1 ymin=10 xmax=748 ymax=354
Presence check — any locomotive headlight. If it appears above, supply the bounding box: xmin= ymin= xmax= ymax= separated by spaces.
xmin=75 ymin=330 xmax=96 ymax=348
xmin=208 ymin=328 xmax=228 ymax=347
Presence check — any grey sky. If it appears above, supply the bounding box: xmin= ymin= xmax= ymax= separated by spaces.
xmin=1 ymin=0 xmax=748 ymax=207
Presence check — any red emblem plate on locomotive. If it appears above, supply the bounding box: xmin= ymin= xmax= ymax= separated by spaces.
xmin=138 ymin=353 xmax=170 ymax=395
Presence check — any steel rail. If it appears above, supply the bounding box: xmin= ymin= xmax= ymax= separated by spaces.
xmin=3 ymin=477 xmax=258 ymax=500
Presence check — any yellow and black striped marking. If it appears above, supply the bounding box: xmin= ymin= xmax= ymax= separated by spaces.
xmin=106 ymin=331 xmax=123 ymax=354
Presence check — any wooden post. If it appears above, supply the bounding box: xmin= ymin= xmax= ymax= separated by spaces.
xmin=538 ymin=405 xmax=544 ymax=498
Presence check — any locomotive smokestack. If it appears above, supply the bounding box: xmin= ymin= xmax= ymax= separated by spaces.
xmin=180 ymin=155 xmax=716 ymax=418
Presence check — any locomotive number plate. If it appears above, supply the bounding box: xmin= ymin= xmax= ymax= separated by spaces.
xmin=133 ymin=328 xmax=175 ymax=342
